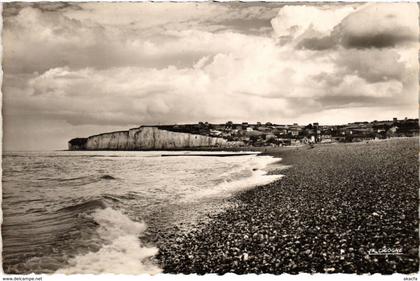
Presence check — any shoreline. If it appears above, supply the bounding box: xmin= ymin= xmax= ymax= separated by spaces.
xmin=156 ymin=138 xmax=419 ymax=274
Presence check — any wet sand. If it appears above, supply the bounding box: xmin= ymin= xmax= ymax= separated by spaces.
xmin=157 ymin=138 xmax=419 ymax=274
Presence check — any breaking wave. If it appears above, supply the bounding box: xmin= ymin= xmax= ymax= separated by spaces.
xmin=56 ymin=207 xmax=161 ymax=274
xmin=4 ymin=151 xmax=285 ymax=274
xmin=184 ymin=155 xmax=283 ymax=200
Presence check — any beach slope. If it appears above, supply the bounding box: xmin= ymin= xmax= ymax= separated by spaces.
xmin=158 ymin=138 xmax=419 ymax=274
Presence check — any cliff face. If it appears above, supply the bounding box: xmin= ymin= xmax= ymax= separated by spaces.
xmin=86 ymin=131 xmax=129 ymax=150
xmin=69 ymin=126 xmax=231 ymax=150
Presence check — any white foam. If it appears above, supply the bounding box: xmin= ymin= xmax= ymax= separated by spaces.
xmin=56 ymin=208 xmax=161 ymax=275
xmin=183 ymin=155 xmax=284 ymax=201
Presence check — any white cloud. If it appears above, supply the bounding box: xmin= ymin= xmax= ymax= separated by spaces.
xmin=3 ymin=2 xmax=419 ymax=150
xmin=271 ymin=5 xmax=356 ymax=40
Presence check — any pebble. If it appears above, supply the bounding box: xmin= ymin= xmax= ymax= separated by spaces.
xmin=156 ymin=139 xmax=419 ymax=275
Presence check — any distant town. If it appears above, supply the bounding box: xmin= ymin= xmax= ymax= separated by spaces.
xmin=156 ymin=117 xmax=419 ymax=147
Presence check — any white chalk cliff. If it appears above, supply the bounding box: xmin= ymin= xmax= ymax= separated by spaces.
xmin=69 ymin=126 xmax=231 ymax=150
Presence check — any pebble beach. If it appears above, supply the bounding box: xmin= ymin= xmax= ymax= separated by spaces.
xmin=157 ymin=138 xmax=419 ymax=274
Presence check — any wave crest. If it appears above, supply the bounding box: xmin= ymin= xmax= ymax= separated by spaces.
xmin=183 ymin=155 xmax=284 ymax=201
xmin=56 ymin=207 xmax=161 ymax=275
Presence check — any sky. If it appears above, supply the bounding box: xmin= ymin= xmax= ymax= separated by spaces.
xmin=2 ymin=2 xmax=419 ymax=151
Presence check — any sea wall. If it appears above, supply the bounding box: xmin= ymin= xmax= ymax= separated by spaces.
xmin=69 ymin=126 xmax=231 ymax=150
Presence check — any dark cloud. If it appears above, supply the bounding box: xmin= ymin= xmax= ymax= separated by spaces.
xmin=221 ymin=2 xmax=285 ymax=11
xmin=3 ymin=2 xmax=81 ymax=17
xmin=296 ymin=36 xmax=336 ymax=50
xmin=208 ymin=18 xmax=273 ymax=35
xmin=315 ymin=95 xmax=400 ymax=109
xmin=199 ymin=3 xmax=283 ymax=35
xmin=338 ymin=27 xmax=416 ymax=49
xmin=336 ymin=49 xmax=406 ymax=83
xmin=292 ymin=3 xmax=418 ymax=51
xmin=333 ymin=4 xmax=418 ymax=49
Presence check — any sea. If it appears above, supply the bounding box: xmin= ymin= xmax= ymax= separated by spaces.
xmin=2 ymin=150 xmax=283 ymax=274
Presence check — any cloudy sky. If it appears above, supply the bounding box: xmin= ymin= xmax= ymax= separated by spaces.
xmin=3 ymin=2 xmax=419 ymax=150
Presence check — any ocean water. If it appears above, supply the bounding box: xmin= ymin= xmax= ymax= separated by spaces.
xmin=2 ymin=151 xmax=283 ymax=274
